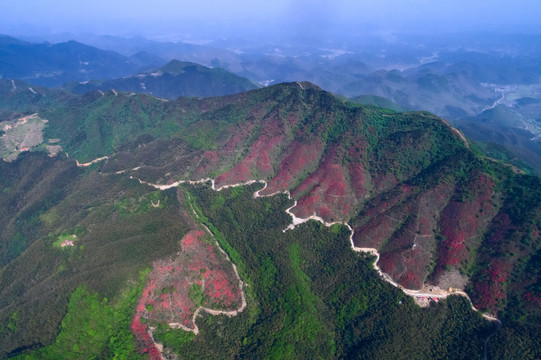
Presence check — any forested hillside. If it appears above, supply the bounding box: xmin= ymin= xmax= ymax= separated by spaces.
xmin=0 ymin=81 xmax=539 ymax=359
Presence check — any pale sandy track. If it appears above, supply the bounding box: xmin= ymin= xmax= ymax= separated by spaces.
xmin=75 ymin=156 xmax=109 ymax=167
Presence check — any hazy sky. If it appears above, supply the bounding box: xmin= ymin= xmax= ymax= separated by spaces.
xmin=1 ymin=0 xmax=540 ymax=41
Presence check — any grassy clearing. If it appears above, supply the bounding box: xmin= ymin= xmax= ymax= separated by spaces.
xmin=52 ymin=229 xmax=84 ymax=249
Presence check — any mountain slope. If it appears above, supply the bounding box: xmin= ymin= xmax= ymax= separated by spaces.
xmin=0 ymin=82 xmax=540 ymax=358
xmin=96 ymin=83 xmax=541 ymax=316
xmin=64 ymin=59 xmax=258 ymax=99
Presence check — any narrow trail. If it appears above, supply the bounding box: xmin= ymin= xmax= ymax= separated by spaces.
xmin=147 ymin=327 xmax=166 ymax=360
xmin=281 ymin=200 xmax=501 ymax=324
xmin=254 ymin=178 xmax=502 ymax=357
xmin=131 ymin=175 xmax=249 ymax=359
xmin=440 ymin=118 xmax=470 ymax=149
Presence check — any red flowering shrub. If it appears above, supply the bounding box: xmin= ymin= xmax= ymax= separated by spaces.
xmin=132 ymin=229 xmax=243 ymax=356
xmin=262 ymin=141 xmax=324 ymax=195
xmin=290 ymin=146 xmax=353 ymax=222
xmin=471 ymin=259 xmax=510 ymax=312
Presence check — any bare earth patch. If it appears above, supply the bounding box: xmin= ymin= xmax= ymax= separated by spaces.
xmin=436 ymin=268 xmax=469 ymax=291
xmin=1 ymin=114 xmax=47 ymax=161
xmin=46 ymin=145 xmax=63 ymax=157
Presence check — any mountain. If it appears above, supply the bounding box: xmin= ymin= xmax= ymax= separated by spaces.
xmin=41 ymin=33 xmax=541 ymax=176
xmin=0 ymin=35 xmax=161 ymax=87
xmin=455 ymin=104 xmax=541 ymax=173
xmin=0 ymin=82 xmax=540 ymax=359
xmin=69 ymin=34 xmax=246 ymax=72
xmin=342 ymin=66 xmax=501 ymax=119
xmin=64 ymin=59 xmax=259 ymax=99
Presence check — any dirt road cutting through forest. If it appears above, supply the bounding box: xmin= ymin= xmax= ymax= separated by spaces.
xmin=131 ymin=174 xmax=500 ymax=324
xmin=79 ymin=155 xmax=500 ymax=357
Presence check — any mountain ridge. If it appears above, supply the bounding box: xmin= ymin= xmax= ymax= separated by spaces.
xmin=0 ymin=81 xmax=540 ymax=358
xmin=0 ymin=37 xmax=161 ymax=87
xmin=63 ymin=59 xmax=259 ymax=99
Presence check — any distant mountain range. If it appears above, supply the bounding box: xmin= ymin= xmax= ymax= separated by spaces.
xmin=64 ymin=59 xmax=258 ymax=99
xmin=1 ymin=33 xmax=540 ymax=175
xmin=455 ymin=104 xmax=541 ymax=172
xmin=0 ymin=35 xmax=163 ymax=87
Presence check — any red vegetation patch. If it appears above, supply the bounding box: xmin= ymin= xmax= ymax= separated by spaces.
xmin=223 ymin=123 xmax=255 ymax=153
xmin=472 ymin=259 xmax=510 ymax=312
xmin=522 ymin=292 xmax=541 ymax=306
xmin=261 ymin=141 xmax=324 ymax=195
xmin=469 ymin=211 xmax=516 ymax=313
xmin=354 ymin=182 xmax=455 ymax=288
xmin=352 ymin=183 xmax=419 ymax=249
xmin=486 ymin=213 xmax=512 ymax=245
xmin=131 ymin=276 xmax=161 ymax=359
xmin=435 ymin=173 xmax=496 ymax=276
xmin=132 ymin=229 xmax=242 ymax=355
xmin=378 ymin=242 xmax=425 ymax=289
xmin=215 ymin=119 xmax=285 ymax=188
xmin=348 ymin=162 xmax=369 ymax=198
xmin=215 ymin=162 xmax=252 ymax=187
xmin=290 ymin=148 xmax=353 ymax=222
xmin=353 ymin=215 xmax=402 ymax=249
xmin=131 ymin=317 xmax=163 ymax=360
xmin=398 ymin=270 xmax=422 ymax=290
xmin=182 ymin=229 xmax=204 ymax=249
xmin=193 ymin=150 xmax=219 ymax=178
xmin=359 ymin=185 xmax=413 ymax=221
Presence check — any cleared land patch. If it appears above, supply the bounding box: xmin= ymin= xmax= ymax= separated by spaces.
xmin=0 ymin=113 xmax=62 ymax=161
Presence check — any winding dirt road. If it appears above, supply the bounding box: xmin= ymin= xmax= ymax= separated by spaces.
xmin=75 ymin=156 xmax=109 ymax=167
xmin=132 ymin=174 xmax=500 ymax=324
xmin=79 ymin=155 xmax=500 ymax=357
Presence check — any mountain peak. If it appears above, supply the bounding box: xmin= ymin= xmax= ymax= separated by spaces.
xmin=290 ymin=81 xmax=322 ymax=91
xmin=0 ymin=34 xmax=30 ymax=46
xmin=158 ymin=59 xmax=206 ymax=75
